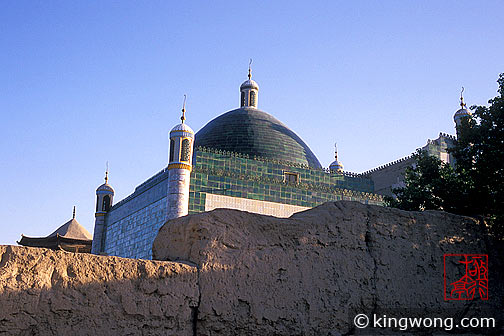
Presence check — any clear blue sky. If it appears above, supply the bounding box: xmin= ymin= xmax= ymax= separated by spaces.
xmin=1 ymin=1 xmax=502 ymax=245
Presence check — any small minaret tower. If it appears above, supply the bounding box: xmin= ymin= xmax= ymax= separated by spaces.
xmin=453 ymin=87 xmax=472 ymax=137
xmin=329 ymin=143 xmax=344 ymax=173
xmin=240 ymin=59 xmax=259 ymax=108
xmin=166 ymin=95 xmax=195 ymax=220
xmin=91 ymin=167 xmax=114 ymax=254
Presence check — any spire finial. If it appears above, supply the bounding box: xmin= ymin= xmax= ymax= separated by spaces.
xmin=460 ymin=86 xmax=466 ymax=108
xmin=334 ymin=142 xmax=338 ymax=160
xmin=72 ymin=206 xmax=76 ymax=219
xmin=105 ymin=161 xmax=109 ymax=183
xmin=248 ymin=59 xmax=252 ymax=80
xmin=181 ymin=94 xmax=187 ymax=123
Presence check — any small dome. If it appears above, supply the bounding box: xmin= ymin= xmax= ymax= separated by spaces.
xmin=97 ymin=183 xmax=114 ymax=193
xmin=329 ymin=143 xmax=343 ymax=172
xmin=454 ymin=88 xmax=472 ymax=124
xmin=171 ymin=122 xmax=194 ymax=134
xmin=454 ymin=107 xmax=472 ymax=123
xmin=240 ymin=79 xmax=259 ymax=90
xmin=329 ymin=160 xmax=344 ymax=172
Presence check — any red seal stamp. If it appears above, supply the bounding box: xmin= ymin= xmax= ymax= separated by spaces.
xmin=444 ymin=254 xmax=488 ymax=301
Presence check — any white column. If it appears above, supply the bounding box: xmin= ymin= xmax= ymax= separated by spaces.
xmin=166 ymin=168 xmax=191 ymax=220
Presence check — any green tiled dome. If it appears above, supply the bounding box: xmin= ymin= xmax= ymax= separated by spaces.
xmin=194 ymin=107 xmax=322 ymax=168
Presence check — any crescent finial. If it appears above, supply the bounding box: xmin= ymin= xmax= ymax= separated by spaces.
xmin=181 ymin=94 xmax=187 ymax=123
xmin=460 ymin=87 xmax=466 ymax=108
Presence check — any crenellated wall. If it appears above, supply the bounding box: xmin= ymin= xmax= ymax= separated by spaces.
xmin=362 ymin=132 xmax=457 ymax=197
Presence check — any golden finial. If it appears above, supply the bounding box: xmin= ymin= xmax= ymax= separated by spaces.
xmin=460 ymin=87 xmax=466 ymax=108
xmin=105 ymin=161 xmax=109 ymax=183
xmin=181 ymin=94 xmax=187 ymax=123
xmin=73 ymin=206 xmax=76 ymax=219
xmin=248 ymin=59 xmax=252 ymax=80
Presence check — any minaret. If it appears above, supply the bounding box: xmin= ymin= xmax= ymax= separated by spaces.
xmin=91 ymin=168 xmax=114 ymax=254
xmin=329 ymin=142 xmax=344 ymax=173
xmin=453 ymin=87 xmax=472 ymax=137
xmin=240 ymin=59 xmax=259 ymax=108
xmin=166 ymin=96 xmax=195 ymax=220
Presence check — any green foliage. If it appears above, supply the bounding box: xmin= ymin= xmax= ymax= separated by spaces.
xmin=386 ymin=73 xmax=504 ymax=238
xmin=384 ymin=150 xmax=460 ymax=212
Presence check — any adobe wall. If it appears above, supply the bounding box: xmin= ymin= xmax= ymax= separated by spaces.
xmin=2 ymin=201 xmax=503 ymax=335
xmin=0 ymin=245 xmax=198 ymax=335
xmin=154 ymin=201 xmax=503 ymax=335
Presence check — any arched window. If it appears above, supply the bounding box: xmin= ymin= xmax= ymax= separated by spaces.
xmin=250 ymin=91 xmax=256 ymax=107
xmin=241 ymin=91 xmax=246 ymax=107
xmin=169 ymin=139 xmax=175 ymax=162
xmin=96 ymin=196 xmax=100 ymax=212
xmin=102 ymin=195 xmax=111 ymax=212
xmin=181 ymin=138 xmax=191 ymax=162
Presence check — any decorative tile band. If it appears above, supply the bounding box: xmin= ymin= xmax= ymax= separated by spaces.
xmin=168 ymin=163 xmax=192 ymax=170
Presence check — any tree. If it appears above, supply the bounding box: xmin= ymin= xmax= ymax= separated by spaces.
xmin=385 ymin=149 xmax=460 ymax=212
xmin=386 ymin=73 xmax=504 ymax=238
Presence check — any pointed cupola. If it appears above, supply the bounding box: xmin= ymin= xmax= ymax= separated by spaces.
xmin=240 ymin=60 xmax=259 ymax=108
xmin=329 ymin=143 xmax=344 ymax=173
xmin=454 ymin=87 xmax=472 ymax=132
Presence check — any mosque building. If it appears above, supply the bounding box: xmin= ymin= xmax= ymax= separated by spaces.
xmin=90 ymin=69 xmax=470 ymax=260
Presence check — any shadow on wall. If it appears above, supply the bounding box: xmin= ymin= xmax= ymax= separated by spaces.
xmin=0 ymin=245 xmax=199 ymax=336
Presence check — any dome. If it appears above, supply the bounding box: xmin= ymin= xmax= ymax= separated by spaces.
xmin=454 ymin=88 xmax=472 ymax=124
xmin=240 ymin=79 xmax=259 ymax=90
xmin=194 ymin=107 xmax=322 ymax=168
xmin=329 ymin=160 xmax=344 ymax=172
xmin=171 ymin=122 xmax=194 ymax=135
xmin=454 ymin=108 xmax=472 ymax=123
xmin=97 ymin=183 xmax=114 ymax=193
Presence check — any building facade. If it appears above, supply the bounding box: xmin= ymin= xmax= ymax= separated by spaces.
xmin=91 ymin=71 xmax=384 ymax=259
xmin=91 ymin=73 xmax=470 ymax=260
